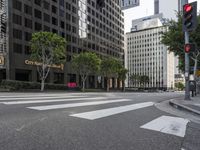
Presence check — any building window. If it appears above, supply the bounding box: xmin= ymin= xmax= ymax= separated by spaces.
xmin=42 ymin=26 xmax=50 ymax=32
xmin=13 ymin=0 xmax=22 ymax=11
xmin=59 ymin=0 xmax=64 ymax=6
xmin=66 ymin=2 xmax=71 ymax=10
xmin=52 ymin=17 xmax=58 ymax=25
xmin=34 ymin=9 xmax=42 ymax=19
xmin=34 ymin=0 xmax=41 ymax=6
xmin=43 ymin=13 xmax=50 ymax=22
xmin=24 ymin=4 xmax=32 ymax=15
xmin=24 ymin=45 xmax=31 ymax=55
xmin=13 ymin=29 xmax=22 ymax=39
xmin=43 ymin=1 xmax=50 ymax=10
xmin=60 ymin=21 xmax=65 ymax=29
xmin=24 ymin=32 xmax=32 ymax=41
xmin=52 ymin=5 xmax=57 ymax=14
xmin=13 ymin=14 xmax=22 ymax=25
xmin=13 ymin=43 xmax=22 ymax=53
xmin=24 ymin=18 xmax=32 ymax=29
xmin=35 ymin=22 xmax=42 ymax=31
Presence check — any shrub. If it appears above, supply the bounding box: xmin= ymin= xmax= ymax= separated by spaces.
xmin=0 ymin=80 xmax=80 ymax=91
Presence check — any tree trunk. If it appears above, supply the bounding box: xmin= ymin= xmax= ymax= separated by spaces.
xmin=122 ymin=80 xmax=125 ymax=92
xmin=106 ymin=78 xmax=110 ymax=92
xmin=41 ymin=79 xmax=45 ymax=92
xmin=82 ymin=80 xmax=85 ymax=92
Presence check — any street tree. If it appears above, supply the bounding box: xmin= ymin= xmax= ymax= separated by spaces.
xmin=100 ymin=57 xmax=121 ymax=92
xmin=30 ymin=32 xmax=66 ymax=91
xmin=161 ymin=13 xmax=200 ymax=80
xmin=129 ymin=74 xmax=140 ymax=87
xmin=139 ymin=75 xmax=149 ymax=88
xmin=72 ymin=52 xmax=101 ymax=92
xmin=118 ymin=67 xmax=128 ymax=92
xmin=175 ymin=82 xmax=185 ymax=91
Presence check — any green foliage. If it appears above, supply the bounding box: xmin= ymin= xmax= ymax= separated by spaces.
xmin=72 ymin=52 xmax=101 ymax=76
xmin=129 ymin=74 xmax=140 ymax=86
xmin=30 ymin=32 xmax=66 ymax=64
xmin=30 ymin=32 xmax=66 ymax=91
xmin=139 ymin=75 xmax=149 ymax=85
xmin=72 ymin=52 xmax=101 ymax=91
xmin=118 ymin=67 xmax=128 ymax=81
xmin=175 ymin=82 xmax=185 ymax=91
xmin=100 ymin=57 xmax=122 ymax=78
xmin=161 ymin=13 xmax=200 ymax=72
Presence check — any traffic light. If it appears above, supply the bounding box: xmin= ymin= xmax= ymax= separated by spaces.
xmin=184 ymin=43 xmax=195 ymax=53
xmin=182 ymin=2 xmax=197 ymax=32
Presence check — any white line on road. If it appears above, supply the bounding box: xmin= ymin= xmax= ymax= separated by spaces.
xmin=0 ymin=97 xmax=108 ymax=105
xmin=70 ymin=102 xmax=154 ymax=120
xmin=27 ymin=99 xmax=131 ymax=110
xmin=0 ymin=95 xmax=87 ymax=101
xmin=140 ymin=116 xmax=189 ymax=137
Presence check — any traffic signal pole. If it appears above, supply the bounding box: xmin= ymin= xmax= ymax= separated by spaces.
xmin=182 ymin=0 xmax=190 ymax=100
xmin=184 ymin=31 xmax=190 ymax=100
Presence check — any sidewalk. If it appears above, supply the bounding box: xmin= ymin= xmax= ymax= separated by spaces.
xmin=169 ymin=95 xmax=200 ymax=150
xmin=169 ymin=95 xmax=200 ymax=116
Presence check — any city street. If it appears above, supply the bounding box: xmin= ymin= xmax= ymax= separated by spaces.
xmin=0 ymin=92 xmax=198 ymax=150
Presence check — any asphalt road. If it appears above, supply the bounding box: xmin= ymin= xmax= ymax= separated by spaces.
xmin=0 ymin=92 xmax=196 ymax=150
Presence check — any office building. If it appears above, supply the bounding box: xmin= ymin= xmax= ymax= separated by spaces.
xmin=120 ymin=0 xmax=140 ymax=10
xmin=126 ymin=15 xmax=175 ymax=89
xmin=0 ymin=0 xmax=124 ymax=88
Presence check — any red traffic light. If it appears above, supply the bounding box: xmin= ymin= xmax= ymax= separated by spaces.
xmin=184 ymin=4 xmax=193 ymax=13
xmin=184 ymin=43 xmax=195 ymax=53
xmin=185 ymin=44 xmax=191 ymax=53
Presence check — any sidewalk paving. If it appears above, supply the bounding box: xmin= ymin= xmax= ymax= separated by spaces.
xmin=169 ymin=95 xmax=200 ymax=150
xmin=169 ymin=95 xmax=200 ymax=116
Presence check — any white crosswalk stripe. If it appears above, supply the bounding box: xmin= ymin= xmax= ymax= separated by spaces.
xmin=0 ymin=95 xmax=86 ymax=101
xmin=27 ymin=99 xmax=131 ymax=110
xmin=0 ymin=97 xmax=108 ymax=105
xmin=70 ymin=102 xmax=154 ymax=120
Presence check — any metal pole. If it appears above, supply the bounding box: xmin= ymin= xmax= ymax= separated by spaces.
xmin=182 ymin=0 xmax=190 ymax=100
xmin=185 ymin=32 xmax=190 ymax=100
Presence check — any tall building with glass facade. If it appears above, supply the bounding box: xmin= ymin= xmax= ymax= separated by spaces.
xmin=0 ymin=0 xmax=124 ymax=88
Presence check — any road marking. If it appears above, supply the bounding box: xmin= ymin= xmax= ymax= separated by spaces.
xmin=70 ymin=102 xmax=154 ymax=120
xmin=140 ymin=116 xmax=189 ymax=137
xmin=27 ymin=99 xmax=131 ymax=110
xmin=0 ymin=95 xmax=86 ymax=101
xmin=0 ymin=97 xmax=108 ymax=105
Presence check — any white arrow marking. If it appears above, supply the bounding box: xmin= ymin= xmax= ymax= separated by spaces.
xmin=140 ymin=116 xmax=189 ymax=137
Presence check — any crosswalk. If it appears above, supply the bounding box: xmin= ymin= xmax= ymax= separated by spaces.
xmin=0 ymin=94 xmax=189 ymax=138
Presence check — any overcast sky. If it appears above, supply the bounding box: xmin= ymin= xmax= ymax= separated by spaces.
xmin=123 ymin=0 xmax=200 ymax=33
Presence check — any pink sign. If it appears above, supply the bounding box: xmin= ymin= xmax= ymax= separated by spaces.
xmin=67 ymin=82 xmax=77 ymax=88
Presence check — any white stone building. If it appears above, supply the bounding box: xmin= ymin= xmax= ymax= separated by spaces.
xmin=126 ymin=15 xmax=175 ymax=90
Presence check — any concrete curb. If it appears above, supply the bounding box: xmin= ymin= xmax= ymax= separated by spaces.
xmin=169 ymin=100 xmax=200 ymax=116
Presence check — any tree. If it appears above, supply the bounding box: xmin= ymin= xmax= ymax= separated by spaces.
xmin=161 ymin=13 xmax=200 ymax=93
xmin=118 ymin=67 xmax=128 ymax=92
xmin=175 ymin=82 xmax=185 ymax=91
xmin=139 ymin=75 xmax=149 ymax=88
xmin=100 ymin=57 xmax=121 ymax=92
xmin=72 ymin=52 xmax=101 ymax=92
xmin=30 ymin=32 xmax=66 ymax=91
xmin=129 ymin=74 xmax=140 ymax=87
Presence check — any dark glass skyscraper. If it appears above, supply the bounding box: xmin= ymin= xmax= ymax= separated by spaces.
xmin=0 ymin=0 xmax=124 ymax=88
